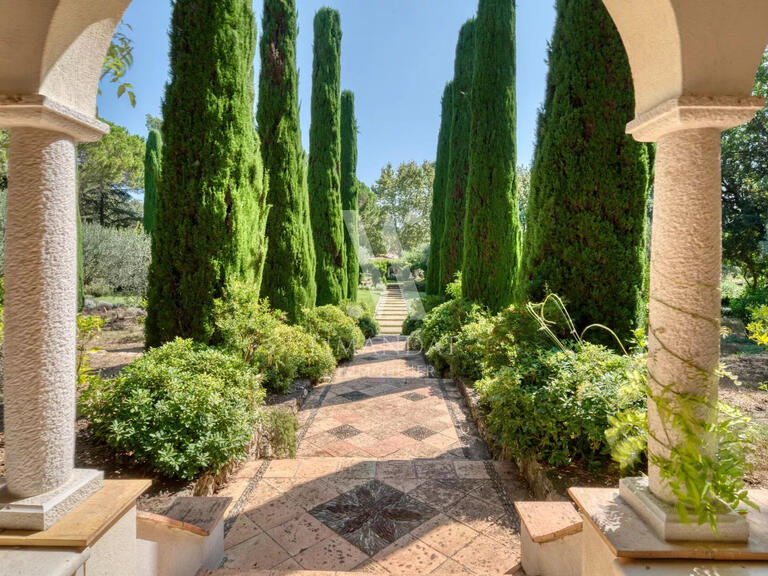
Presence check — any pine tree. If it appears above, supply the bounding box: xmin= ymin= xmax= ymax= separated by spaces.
xmin=257 ymin=0 xmax=316 ymax=322
xmin=143 ymin=129 xmax=161 ymax=234
xmin=308 ymin=8 xmax=346 ymax=305
xmin=440 ymin=19 xmax=475 ymax=289
xmin=520 ymin=0 xmax=649 ymax=344
xmin=145 ymin=0 xmax=268 ymax=348
xmin=341 ymin=90 xmax=359 ymax=301
xmin=462 ymin=0 xmax=520 ymax=311
xmin=426 ymin=82 xmax=453 ymax=296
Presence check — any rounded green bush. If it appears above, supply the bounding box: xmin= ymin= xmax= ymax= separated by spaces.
xmin=302 ymin=305 xmax=364 ymax=361
xmin=79 ymin=338 xmax=264 ymax=480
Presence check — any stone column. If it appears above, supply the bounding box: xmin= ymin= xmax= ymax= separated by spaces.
xmin=0 ymin=97 xmax=107 ymax=530
xmin=4 ymin=128 xmax=79 ymax=497
xmin=618 ymin=96 xmax=763 ymax=542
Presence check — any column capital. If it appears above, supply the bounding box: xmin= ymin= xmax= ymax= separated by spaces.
xmin=0 ymin=94 xmax=108 ymax=142
xmin=627 ymin=95 xmax=764 ymax=142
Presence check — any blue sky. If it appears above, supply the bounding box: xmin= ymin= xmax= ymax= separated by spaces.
xmin=97 ymin=0 xmax=556 ymax=186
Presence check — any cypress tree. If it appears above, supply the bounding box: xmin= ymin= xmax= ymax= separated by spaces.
xmin=520 ymin=0 xmax=649 ymax=344
xmin=440 ymin=19 xmax=475 ymax=289
xmin=308 ymin=8 xmax=346 ymax=305
xmin=145 ymin=0 xmax=268 ymax=348
xmin=426 ymin=81 xmax=453 ymax=296
xmin=143 ymin=129 xmax=161 ymax=234
xmin=257 ymin=0 xmax=316 ymax=322
xmin=340 ymin=90 xmax=359 ymax=301
xmin=462 ymin=0 xmax=520 ymax=311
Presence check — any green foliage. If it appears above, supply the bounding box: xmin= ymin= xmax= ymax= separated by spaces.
xmin=341 ymin=90 xmax=360 ymax=301
xmin=730 ymin=285 xmax=768 ymax=323
xmin=78 ymin=120 xmax=144 ymax=228
xmin=213 ymin=283 xmax=334 ymax=392
xmin=462 ymin=0 xmax=521 ymax=312
xmin=79 ymin=338 xmax=264 ymax=480
xmin=76 ymin=314 xmax=105 ymax=390
xmin=309 ymin=8 xmax=346 ymax=305
xmin=257 ymin=0 xmax=316 ymax=323
xmin=746 ymin=304 xmax=768 ymax=347
xmin=519 ymin=0 xmax=649 ymax=346
xmin=339 ymin=300 xmax=379 ymax=339
xmin=440 ymin=20 xmax=475 ymax=289
xmin=722 ymin=50 xmax=768 ymax=290
xmin=302 ymin=305 xmax=364 ymax=362
xmin=82 ymin=222 xmax=151 ymax=297
xmin=372 ymin=161 xmax=434 ymax=254
xmin=478 ymin=305 xmax=551 ymax=374
xmin=143 ymin=130 xmax=162 ymax=234
xmin=101 ymin=24 xmax=136 ymax=107
xmin=401 ymin=314 xmax=424 ymax=336
xmin=427 ymin=82 xmax=454 ymax=295
xmin=358 ymin=181 xmax=387 ymax=256
xmin=476 ymin=342 xmax=645 ymax=468
xmin=146 ymin=0 xmax=269 ymax=347
xmin=417 ymin=296 xmax=485 ymax=354
xmin=258 ymin=409 xmax=298 ymax=458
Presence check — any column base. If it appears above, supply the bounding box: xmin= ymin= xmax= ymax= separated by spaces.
xmin=619 ymin=477 xmax=749 ymax=543
xmin=0 ymin=469 xmax=103 ymax=530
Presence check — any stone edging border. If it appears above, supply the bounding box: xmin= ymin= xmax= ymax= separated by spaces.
xmin=223 ymin=459 xmax=270 ymax=534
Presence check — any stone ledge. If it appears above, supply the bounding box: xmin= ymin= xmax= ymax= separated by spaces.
xmin=0 ymin=468 xmax=103 ymax=531
xmin=516 ymin=500 xmax=583 ymax=543
xmin=0 ymin=479 xmax=150 ymax=548
xmin=0 ymin=94 xmax=108 ymax=142
xmin=570 ymin=486 xmax=768 ymax=561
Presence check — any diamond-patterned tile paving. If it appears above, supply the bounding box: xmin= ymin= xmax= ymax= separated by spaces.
xmin=402 ymin=425 xmax=437 ymax=441
xmin=220 ymin=335 xmax=529 ymax=574
xmin=327 ymin=424 xmax=362 ymax=440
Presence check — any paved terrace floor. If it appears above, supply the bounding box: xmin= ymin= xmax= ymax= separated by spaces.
xmin=214 ymin=336 xmax=529 ymax=575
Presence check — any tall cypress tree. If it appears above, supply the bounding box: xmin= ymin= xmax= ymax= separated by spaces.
xmin=520 ymin=0 xmax=649 ymax=344
xmin=308 ymin=8 xmax=346 ymax=305
xmin=462 ymin=0 xmax=520 ymax=311
xmin=340 ymin=90 xmax=359 ymax=301
xmin=440 ymin=19 xmax=475 ymax=289
xmin=145 ymin=0 xmax=268 ymax=348
xmin=143 ymin=129 xmax=161 ymax=234
xmin=258 ymin=0 xmax=316 ymax=322
xmin=427 ymin=82 xmax=453 ymax=296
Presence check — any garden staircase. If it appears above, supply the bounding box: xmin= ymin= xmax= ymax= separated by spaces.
xmin=374 ymin=283 xmax=409 ymax=335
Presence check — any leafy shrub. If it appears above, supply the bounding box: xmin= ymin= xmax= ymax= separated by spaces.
xmin=729 ymin=284 xmax=768 ymax=323
xmin=76 ymin=314 xmax=105 ymax=389
xmin=214 ymin=284 xmax=336 ymax=392
xmin=340 ymin=300 xmax=379 ymax=339
xmin=406 ymin=328 xmax=423 ymax=351
xmin=79 ymin=338 xmax=264 ymax=480
xmin=747 ymin=304 xmax=768 ymax=347
xmin=420 ymin=297 xmax=485 ymax=352
xmin=303 ymin=305 xmax=364 ymax=361
xmin=447 ymin=317 xmax=494 ymax=380
xmin=402 ymin=313 xmax=424 ymax=336
xmin=405 ymin=242 xmax=430 ymax=274
xmin=479 ymin=305 xmax=551 ymax=373
xmin=476 ymin=342 xmax=645 ymax=468
xmin=82 ymin=223 xmax=151 ymax=296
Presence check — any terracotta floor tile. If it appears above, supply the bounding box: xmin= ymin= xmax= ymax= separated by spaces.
xmin=453 ymin=461 xmax=490 ymax=480
xmin=410 ymin=514 xmax=479 ymax=557
xmin=430 ymin=558 xmax=474 ymax=574
xmin=264 ymin=459 xmax=300 ymax=479
xmin=324 ymin=439 xmax=367 ymax=457
xmin=267 ymin=512 xmax=337 ymax=556
xmin=221 ymin=530 xmax=290 ymax=570
xmin=415 ymin=460 xmax=458 ymax=480
xmin=451 ymin=533 xmax=521 ymax=574
xmin=376 ymin=460 xmax=416 ymax=479
xmin=409 ymin=480 xmax=468 ymax=511
xmin=481 ymin=515 xmax=521 ymax=549
xmin=223 ymin=514 xmax=261 ymax=550
xmin=294 ymin=534 xmax=370 ymax=571
xmin=445 ymin=494 xmax=505 ymax=532
xmin=244 ymin=496 xmax=305 ymax=530
xmin=336 ymin=459 xmax=377 ymax=479
xmin=286 ymin=478 xmax=340 ymax=510
xmin=297 ymin=458 xmax=341 ymax=478
xmin=353 ymin=559 xmax=391 ymax=573
xmin=373 ymin=534 xmax=447 ymax=575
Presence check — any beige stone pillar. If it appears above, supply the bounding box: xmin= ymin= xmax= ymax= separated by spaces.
xmin=0 ymin=96 xmax=107 ymax=530
xmin=618 ymin=97 xmax=764 ymax=541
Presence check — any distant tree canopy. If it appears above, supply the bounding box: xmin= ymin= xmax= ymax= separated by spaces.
xmin=722 ymin=50 xmax=768 ymax=289
xmin=78 ymin=120 xmax=144 ymax=228
xmin=358 ymin=180 xmax=386 ymax=256
xmin=371 ymin=160 xmax=434 ymax=254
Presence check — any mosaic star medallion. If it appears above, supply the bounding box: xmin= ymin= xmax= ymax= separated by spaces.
xmin=309 ymin=479 xmax=438 ymax=556
xmin=402 ymin=425 xmax=437 ymax=441
xmin=327 ymin=424 xmax=361 ymax=440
